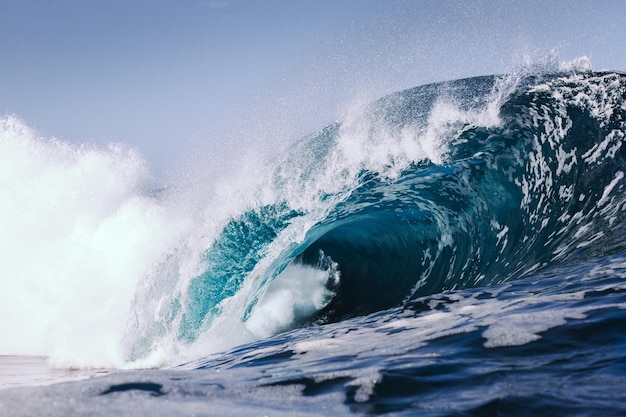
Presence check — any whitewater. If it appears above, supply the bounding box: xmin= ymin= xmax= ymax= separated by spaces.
xmin=1 ymin=58 xmax=626 ymax=416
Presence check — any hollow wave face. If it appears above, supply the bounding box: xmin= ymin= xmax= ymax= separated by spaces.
xmin=2 ymin=62 xmax=625 ymax=368
xmin=302 ymin=71 xmax=626 ymax=322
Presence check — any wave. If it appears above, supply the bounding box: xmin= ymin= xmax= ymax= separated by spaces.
xmin=1 ymin=58 xmax=625 ymax=368
xmin=302 ymin=69 xmax=626 ymax=322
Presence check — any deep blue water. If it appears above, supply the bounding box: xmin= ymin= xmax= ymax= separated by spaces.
xmin=1 ymin=69 xmax=625 ymax=416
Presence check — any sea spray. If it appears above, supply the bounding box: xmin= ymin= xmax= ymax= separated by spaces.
xmin=0 ymin=116 xmax=189 ymax=367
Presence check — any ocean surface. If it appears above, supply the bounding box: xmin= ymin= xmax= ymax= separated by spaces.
xmin=1 ymin=62 xmax=626 ymax=416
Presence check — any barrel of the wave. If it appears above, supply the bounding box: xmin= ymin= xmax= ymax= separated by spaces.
xmin=295 ymin=71 xmax=626 ymax=324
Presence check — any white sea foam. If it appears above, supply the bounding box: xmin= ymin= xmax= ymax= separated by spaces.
xmin=0 ymin=116 xmax=195 ymax=367
xmin=245 ymin=262 xmax=339 ymax=338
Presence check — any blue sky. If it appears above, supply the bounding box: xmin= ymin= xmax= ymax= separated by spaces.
xmin=1 ymin=0 xmax=624 ymax=179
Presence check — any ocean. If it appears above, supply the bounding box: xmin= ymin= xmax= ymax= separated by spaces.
xmin=1 ymin=61 xmax=625 ymax=416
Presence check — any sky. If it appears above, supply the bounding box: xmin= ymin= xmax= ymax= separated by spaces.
xmin=1 ymin=0 xmax=625 ymax=180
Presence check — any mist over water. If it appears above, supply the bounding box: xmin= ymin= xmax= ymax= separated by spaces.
xmin=0 ymin=117 xmax=181 ymax=365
